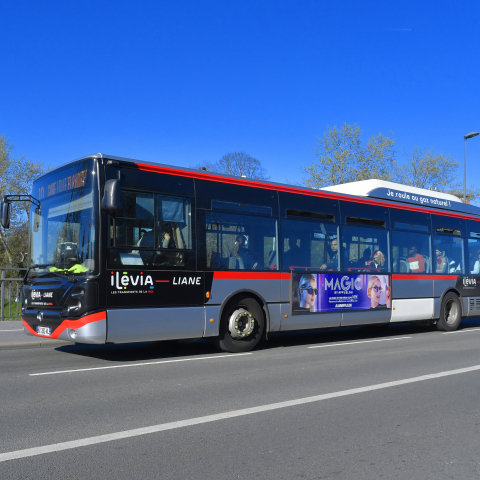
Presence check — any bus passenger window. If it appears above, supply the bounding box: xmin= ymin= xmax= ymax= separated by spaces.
xmin=155 ymin=195 xmax=193 ymax=251
xmin=109 ymin=191 xmax=194 ymax=268
xmin=280 ymin=219 xmax=339 ymax=272
xmin=205 ymin=211 xmax=277 ymax=271
xmin=391 ymin=230 xmax=431 ymax=274
xmin=433 ymin=232 xmax=464 ymax=274
xmin=116 ymin=191 xmax=154 ymax=247
xmin=342 ymin=225 xmax=390 ymax=273
xmin=469 ymin=235 xmax=480 ymax=274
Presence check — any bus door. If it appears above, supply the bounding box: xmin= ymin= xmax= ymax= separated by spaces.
xmin=390 ymin=214 xmax=434 ymax=322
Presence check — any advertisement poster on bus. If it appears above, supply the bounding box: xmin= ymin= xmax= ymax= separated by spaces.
xmin=291 ymin=273 xmax=391 ymax=314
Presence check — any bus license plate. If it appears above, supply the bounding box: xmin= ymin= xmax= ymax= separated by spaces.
xmin=36 ymin=326 xmax=51 ymax=336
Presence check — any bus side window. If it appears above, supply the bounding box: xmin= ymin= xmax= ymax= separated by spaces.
xmin=205 ymin=211 xmax=277 ymax=271
xmin=341 ymin=225 xmax=390 ymax=273
xmin=280 ymin=218 xmax=338 ymax=272
xmin=155 ymin=195 xmax=194 ymax=251
xmin=433 ymin=232 xmax=464 ymax=274
xmin=391 ymin=230 xmax=431 ymax=274
xmin=109 ymin=191 xmax=195 ymax=269
xmin=468 ymin=235 xmax=480 ymax=274
xmin=116 ymin=191 xmax=154 ymax=247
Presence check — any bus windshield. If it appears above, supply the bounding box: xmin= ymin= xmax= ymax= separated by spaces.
xmin=27 ymin=158 xmax=99 ymax=280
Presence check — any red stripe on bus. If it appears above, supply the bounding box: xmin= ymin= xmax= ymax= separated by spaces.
xmin=135 ymin=162 xmax=480 ymax=221
xmin=22 ymin=311 xmax=107 ymax=339
xmin=155 ymin=280 xmax=170 ymax=282
xmin=213 ymin=272 xmax=290 ymax=280
xmin=213 ymin=272 xmax=458 ymax=281
xmin=392 ymin=274 xmax=458 ymax=281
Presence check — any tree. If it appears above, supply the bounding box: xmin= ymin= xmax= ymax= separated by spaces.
xmin=0 ymin=135 xmax=48 ymax=269
xmin=394 ymin=147 xmax=458 ymax=189
xmin=394 ymin=147 xmax=479 ymax=202
xmin=442 ymin=187 xmax=480 ymax=203
xmin=195 ymin=152 xmax=269 ymax=180
xmin=301 ymin=123 xmax=397 ymax=188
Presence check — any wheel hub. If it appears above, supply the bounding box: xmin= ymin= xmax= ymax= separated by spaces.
xmin=228 ymin=308 xmax=255 ymax=339
xmin=445 ymin=299 xmax=459 ymax=325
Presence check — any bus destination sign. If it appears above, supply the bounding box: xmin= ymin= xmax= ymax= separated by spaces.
xmin=38 ymin=169 xmax=88 ymax=200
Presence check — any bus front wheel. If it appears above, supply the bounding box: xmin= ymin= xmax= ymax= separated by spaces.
xmin=437 ymin=292 xmax=462 ymax=332
xmin=216 ymin=297 xmax=265 ymax=353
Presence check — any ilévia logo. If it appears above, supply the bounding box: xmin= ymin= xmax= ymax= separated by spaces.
xmin=30 ymin=290 xmax=53 ymax=299
xmin=111 ymin=271 xmax=154 ymax=290
xmin=463 ymin=277 xmax=477 ymax=288
xmin=110 ymin=271 xmax=203 ymax=291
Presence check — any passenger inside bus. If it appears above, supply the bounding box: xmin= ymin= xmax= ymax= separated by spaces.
xmin=472 ymin=250 xmax=480 ymax=274
xmin=320 ymin=238 xmax=339 ymax=270
xmin=359 ymin=247 xmax=372 ymax=268
xmin=371 ymin=250 xmax=386 ymax=270
xmin=435 ymin=246 xmax=448 ymax=274
xmin=138 ymin=229 xmax=153 ymax=247
xmin=282 ymin=234 xmax=305 ymax=269
xmin=160 ymin=225 xmax=174 ymax=248
xmin=407 ymin=244 xmax=426 ymax=273
xmin=231 ymin=235 xmax=258 ymax=270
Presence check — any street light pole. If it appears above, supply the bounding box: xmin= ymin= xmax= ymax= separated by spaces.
xmin=464 ymin=132 xmax=479 ymax=203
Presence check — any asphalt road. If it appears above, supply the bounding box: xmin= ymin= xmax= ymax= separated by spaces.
xmin=2 ymin=319 xmax=480 ymax=479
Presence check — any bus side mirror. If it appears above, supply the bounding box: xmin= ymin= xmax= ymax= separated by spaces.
xmin=33 ymin=207 xmax=41 ymax=232
xmin=101 ymin=179 xmax=122 ymax=213
xmin=0 ymin=201 xmax=11 ymax=229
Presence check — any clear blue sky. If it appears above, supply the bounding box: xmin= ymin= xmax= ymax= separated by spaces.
xmin=1 ymin=1 xmax=479 ymax=203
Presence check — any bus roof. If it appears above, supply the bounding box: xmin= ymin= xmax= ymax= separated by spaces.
xmin=322 ymin=179 xmax=461 ymax=202
xmin=53 ymin=153 xmax=480 ymax=219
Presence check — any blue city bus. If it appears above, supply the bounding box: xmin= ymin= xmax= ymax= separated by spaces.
xmin=1 ymin=153 xmax=479 ymax=353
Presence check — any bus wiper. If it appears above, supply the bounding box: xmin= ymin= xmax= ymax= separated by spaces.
xmin=24 ymin=264 xmax=56 ymax=284
xmin=41 ymin=270 xmax=76 ymax=282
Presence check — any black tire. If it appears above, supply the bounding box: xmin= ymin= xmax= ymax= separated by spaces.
xmin=216 ymin=297 xmax=265 ymax=353
xmin=437 ymin=292 xmax=462 ymax=332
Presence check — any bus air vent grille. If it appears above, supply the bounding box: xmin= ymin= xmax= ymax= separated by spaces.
xmin=469 ymin=298 xmax=480 ymax=313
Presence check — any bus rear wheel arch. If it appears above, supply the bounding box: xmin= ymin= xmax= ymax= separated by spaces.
xmin=437 ymin=292 xmax=462 ymax=332
xmin=215 ymin=295 xmax=265 ymax=353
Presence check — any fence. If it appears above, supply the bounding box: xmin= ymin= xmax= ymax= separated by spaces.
xmin=1 ymin=267 xmax=27 ymax=321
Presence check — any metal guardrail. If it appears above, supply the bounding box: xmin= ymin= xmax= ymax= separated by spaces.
xmin=1 ymin=267 xmax=27 ymax=321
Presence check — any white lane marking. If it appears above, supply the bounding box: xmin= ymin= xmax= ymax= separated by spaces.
xmin=307 ymin=336 xmax=412 ymax=349
xmin=441 ymin=328 xmax=480 ymax=335
xmin=4 ymin=363 xmax=480 ymax=463
xmin=0 ymin=329 xmax=24 ymax=332
xmin=30 ymin=353 xmax=252 ymax=376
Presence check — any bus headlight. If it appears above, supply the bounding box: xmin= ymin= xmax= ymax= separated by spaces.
xmin=69 ymin=329 xmax=77 ymax=340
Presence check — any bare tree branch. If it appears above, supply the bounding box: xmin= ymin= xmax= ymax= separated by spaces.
xmin=301 ymin=124 xmax=397 ymax=188
xmin=194 ymin=152 xmax=269 ymax=180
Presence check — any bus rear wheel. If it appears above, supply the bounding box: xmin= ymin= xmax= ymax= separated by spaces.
xmin=437 ymin=292 xmax=462 ymax=332
xmin=216 ymin=297 xmax=265 ymax=353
